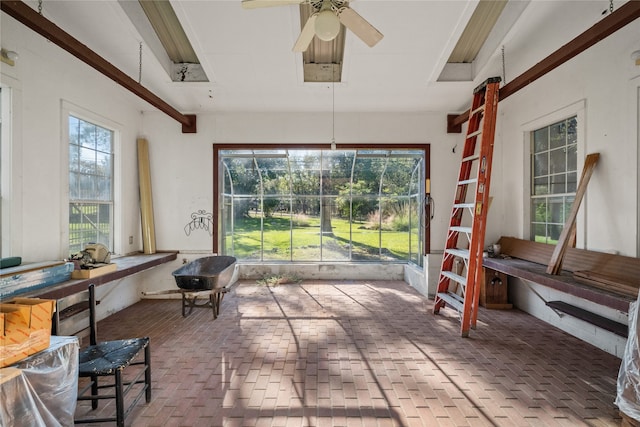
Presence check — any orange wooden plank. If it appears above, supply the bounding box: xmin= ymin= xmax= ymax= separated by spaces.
xmin=546 ymin=153 xmax=600 ymax=275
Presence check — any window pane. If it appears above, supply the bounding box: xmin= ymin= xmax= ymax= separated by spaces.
xmin=567 ymin=144 xmax=577 ymax=172
xmin=533 ymin=153 xmax=548 ymax=177
xmin=69 ymin=144 xmax=80 ymax=172
xmin=549 ymin=148 xmax=566 ymax=174
xmin=409 ymin=196 xmax=421 ymax=264
xmin=533 ymin=177 xmax=548 ymax=196
xmin=324 ymin=150 xmax=353 ymax=195
xmin=531 ymin=199 xmax=547 ymax=223
xmin=96 ymin=127 xmax=112 ymax=153
xmin=382 ymin=158 xmax=415 ymax=195
xmin=548 ymin=224 xmax=563 ymax=243
xmin=69 ymin=116 xmax=80 ymax=145
xmin=262 ymin=197 xmax=291 ymax=261
xmin=533 ymin=128 xmax=548 ymax=152
xmin=79 ymin=174 xmax=95 ymax=199
xmin=566 ymin=172 xmax=577 ymax=193
xmin=80 ymin=121 xmax=96 ymax=149
xmin=80 ymin=147 xmax=96 ymax=175
xmin=353 ymin=157 xmax=384 ymax=195
xmin=321 ymin=197 xmax=350 ymax=262
xmin=96 ymin=151 xmax=111 ymax=178
xmin=257 ymin=157 xmax=288 ymax=196
xmin=566 ymin=117 xmax=577 ymax=145
xmin=96 ymin=177 xmax=111 ymax=201
xmin=69 ymin=172 xmax=79 ymax=199
xmin=548 ymin=197 xmax=565 ymax=224
xmin=532 ymin=223 xmax=547 ymax=243
xmin=289 ymin=154 xmax=318 ymax=196
xmin=231 ymin=199 xmax=261 ymax=260
xmin=550 ymin=174 xmax=565 ymax=194
xmin=549 ymin=121 xmax=565 ymax=149
xmin=289 ymin=196 xmax=319 ymax=260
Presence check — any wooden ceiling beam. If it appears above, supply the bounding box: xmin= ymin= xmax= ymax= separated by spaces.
xmin=1 ymin=0 xmax=197 ymax=133
xmin=448 ymin=1 xmax=640 ymax=133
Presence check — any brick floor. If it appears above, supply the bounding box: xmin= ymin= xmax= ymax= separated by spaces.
xmin=75 ymin=280 xmax=623 ymax=426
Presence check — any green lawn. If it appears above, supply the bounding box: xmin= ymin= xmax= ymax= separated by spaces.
xmin=225 ymin=214 xmax=417 ymax=261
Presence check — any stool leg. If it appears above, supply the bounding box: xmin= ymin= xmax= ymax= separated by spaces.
xmin=91 ymin=375 xmax=99 ymax=409
xmin=144 ymin=343 xmax=152 ymax=403
xmin=115 ymin=369 xmax=125 ymax=427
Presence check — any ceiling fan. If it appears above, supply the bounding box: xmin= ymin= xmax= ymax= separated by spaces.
xmin=241 ymin=0 xmax=384 ymax=52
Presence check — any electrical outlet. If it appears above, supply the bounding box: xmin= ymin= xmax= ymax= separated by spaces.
xmin=129 ymin=236 xmax=133 ymax=244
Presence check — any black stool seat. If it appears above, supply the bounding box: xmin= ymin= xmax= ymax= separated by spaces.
xmin=79 ymin=338 xmax=150 ymax=375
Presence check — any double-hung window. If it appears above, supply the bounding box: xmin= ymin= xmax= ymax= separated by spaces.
xmin=68 ymin=115 xmax=114 ymax=254
xmin=530 ymin=116 xmax=577 ymax=244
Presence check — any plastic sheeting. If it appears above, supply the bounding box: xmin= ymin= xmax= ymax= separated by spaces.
xmin=0 ymin=335 xmax=79 ymax=427
xmin=617 ymin=293 xmax=640 ymax=420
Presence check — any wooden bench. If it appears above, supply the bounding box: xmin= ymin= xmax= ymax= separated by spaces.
xmin=483 ymin=237 xmax=639 ymax=337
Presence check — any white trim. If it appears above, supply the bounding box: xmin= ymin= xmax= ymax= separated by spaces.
xmin=0 ymin=73 xmax=23 ymax=258
xmin=520 ymin=99 xmax=587 ymax=247
xmin=1 ymin=86 xmax=11 ymax=257
xmin=631 ymin=75 xmax=640 ymax=257
xmin=60 ymin=100 xmax=123 ymax=256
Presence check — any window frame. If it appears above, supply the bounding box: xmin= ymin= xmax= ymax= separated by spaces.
xmin=213 ymin=143 xmax=431 ymax=261
xmin=0 ymin=86 xmax=10 ymax=257
xmin=61 ymin=102 xmax=121 ymax=257
xmin=522 ymin=100 xmax=585 ymax=247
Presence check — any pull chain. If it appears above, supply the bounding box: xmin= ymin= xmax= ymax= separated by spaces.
xmin=501 ymin=45 xmax=506 ymax=85
xmin=37 ymin=0 xmax=43 ymax=15
xmin=332 ymin=67 xmax=335 ymax=145
xmin=138 ymin=42 xmax=143 ymax=84
xmin=610 ymin=0 xmax=614 ymax=13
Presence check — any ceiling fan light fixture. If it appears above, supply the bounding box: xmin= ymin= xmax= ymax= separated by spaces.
xmin=314 ymin=9 xmax=340 ymax=41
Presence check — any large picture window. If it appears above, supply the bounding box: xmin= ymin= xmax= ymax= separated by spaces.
xmin=68 ymin=115 xmax=114 ymax=254
xmin=216 ymin=147 xmax=427 ymax=265
xmin=530 ymin=116 xmax=577 ymax=244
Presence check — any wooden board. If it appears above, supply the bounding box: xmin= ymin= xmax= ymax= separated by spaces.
xmin=497 ymin=237 xmax=640 ymax=299
xmin=547 ymin=153 xmax=600 ymax=275
xmin=0 ymin=261 xmax=65 ymax=278
xmin=71 ymin=263 xmax=117 ymax=279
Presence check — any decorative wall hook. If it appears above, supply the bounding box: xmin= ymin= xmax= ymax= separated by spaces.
xmin=184 ymin=210 xmax=214 ymax=236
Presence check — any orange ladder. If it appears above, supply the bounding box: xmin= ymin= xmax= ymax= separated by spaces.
xmin=433 ymin=77 xmax=501 ymax=337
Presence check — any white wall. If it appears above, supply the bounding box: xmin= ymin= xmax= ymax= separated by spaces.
xmin=487 ymin=12 xmax=640 ymax=257
xmin=1 ymin=16 xmax=146 ymax=262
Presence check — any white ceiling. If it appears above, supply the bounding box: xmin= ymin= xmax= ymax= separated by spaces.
xmin=24 ymin=0 xmax=607 ymax=116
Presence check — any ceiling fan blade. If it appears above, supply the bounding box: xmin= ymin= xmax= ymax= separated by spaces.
xmin=292 ymin=13 xmax=318 ymax=52
xmin=337 ymin=7 xmax=383 ymax=47
xmin=241 ymin=0 xmax=305 ymax=10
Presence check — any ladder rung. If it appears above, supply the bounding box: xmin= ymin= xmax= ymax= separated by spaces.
xmin=436 ymin=292 xmax=464 ymax=312
xmin=453 ymin=203 xmax=475 ymax=210
xmin=450 ymin=226 xmax=472 ymax=233
xmin=470 ymin=105 xmax=485 ymax=116
xmin=449 ymin=226 xmax=472 ymax=234
xmin=458 ymin=178 xmax=477 ymax=185
xmin=442 ymin=271 xmax=467 ymax=287
xmin=467 ymin=129 xmax=482 ymax=139
xmin=445 ymin=248 xmax=469 ymax=259
xmin=462 ymin=154 xmax=479 ymax=163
